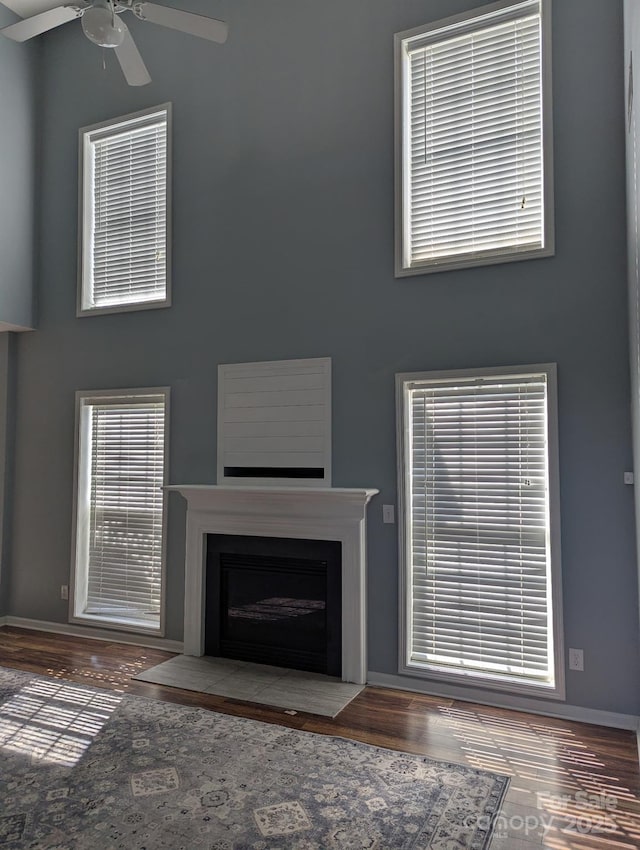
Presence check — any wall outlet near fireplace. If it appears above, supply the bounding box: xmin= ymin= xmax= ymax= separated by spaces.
xmin=60 ymin=584 xmax=68 ymax=600
xmin=568 ymin=648 xmax=584 ymax=671
xmin=383 ymin=505 xmax=395 ymax=524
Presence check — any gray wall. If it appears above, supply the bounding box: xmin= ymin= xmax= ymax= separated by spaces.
xmin=0 ymin=334 xmax=16 ymax=616
xmin=0 ymin=336 xmax=9 ymax=615
xmin=625 ymin=0 xmax=640 ymax=704
xmin=0 ymin=6 xmax=37 ymax=331
xmin=0 ymin=5 xmax=37 ymax=609
xmin=8 ymin=0 xmax=639 ymax=714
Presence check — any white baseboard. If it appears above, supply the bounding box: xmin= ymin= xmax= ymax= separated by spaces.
xmin=0 ymin=616 xmax=183 ymax=653
xmin=368 ymin=671 xmax=640 ymax=731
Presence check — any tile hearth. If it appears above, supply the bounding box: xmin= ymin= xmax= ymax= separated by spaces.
xmin=134 ymin=655 xmax=364 ymax=718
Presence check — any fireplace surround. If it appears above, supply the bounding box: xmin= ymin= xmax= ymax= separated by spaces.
xmin=166 ymin=486 xmax=378 ymax=684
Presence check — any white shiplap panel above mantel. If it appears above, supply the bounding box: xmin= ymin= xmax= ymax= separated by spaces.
xmin=217 ymin=357 xmax=331 ymax=487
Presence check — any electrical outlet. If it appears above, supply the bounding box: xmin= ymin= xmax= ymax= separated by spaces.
xmin=382 ymin=505 xmax=395 ymax=524
xmin=60 ymin=585 xmax=68 ymax=601
xmin=568 ymin=648 xmax=584 ymax=671
xmin=624 ymin=471 xmax=635 ymax=485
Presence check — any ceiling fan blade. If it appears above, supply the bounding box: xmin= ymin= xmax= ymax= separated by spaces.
xmin=1 ymin=6 xmax=80 ymax=42
xmin=134 ymin=2 xmax=228 ymax=43
xmin=114 ymin=20 xmax=151 ymax=86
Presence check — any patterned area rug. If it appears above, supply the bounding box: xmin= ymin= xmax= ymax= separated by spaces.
xmin=0 ymin=666 xmax=509 ymax=849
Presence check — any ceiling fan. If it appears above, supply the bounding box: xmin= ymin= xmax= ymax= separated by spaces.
xmin=0 ymin=0 xmax=228 ymax=86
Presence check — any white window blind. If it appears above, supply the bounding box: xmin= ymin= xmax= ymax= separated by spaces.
xmin=80 ymin=106 xmax=169 ymax=313
xmin=73 ymin=391 xmax=168 ymax=631
xmin=401 ymin=369 xmax=558 ymax=691
xmin=397 ymin=0 xmax=551 ymax=274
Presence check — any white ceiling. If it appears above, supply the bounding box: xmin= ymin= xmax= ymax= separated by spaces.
xmin=2 ymin=0 xmax=69 ymax=19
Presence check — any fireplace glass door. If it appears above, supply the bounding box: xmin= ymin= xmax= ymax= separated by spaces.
xmin=206 ymin=536 xmax=341 ymax=676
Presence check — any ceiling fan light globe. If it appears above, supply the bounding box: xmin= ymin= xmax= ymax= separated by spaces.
xmin=82 ymin=6 xmax=124 ymax=48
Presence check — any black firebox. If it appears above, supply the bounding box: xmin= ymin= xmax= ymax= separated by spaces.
xmin=205 ymin=535 xmax=342 ymax=676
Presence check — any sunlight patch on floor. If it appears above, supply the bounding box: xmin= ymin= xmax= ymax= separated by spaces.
xmin=0 ymin=678 xmax=121 ymax=766
xmin=439 ymin=703 xmax=640 ymax=850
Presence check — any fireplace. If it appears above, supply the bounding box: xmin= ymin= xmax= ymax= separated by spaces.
xmin=205 ymin=535 xmax=342 ymax=675
xmin=166 ymin=485 xmax=378 ymax=684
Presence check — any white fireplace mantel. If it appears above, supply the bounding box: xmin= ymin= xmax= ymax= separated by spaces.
xmin=167 ymin=485 xmax=379 ymax=684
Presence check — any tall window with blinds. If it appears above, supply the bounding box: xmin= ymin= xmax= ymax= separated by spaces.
xmin=395 ymin=0 xmax=553 ymax=275
xmin=79 ymin=104 xmax=171 ymax=315
xmin=397 ymin=365 xmax=564 ymax=697
xmin=71 ymin=390 xmax=169 ymax=633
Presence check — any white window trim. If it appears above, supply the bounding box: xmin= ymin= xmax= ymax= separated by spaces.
xmin=77 ymin=103 xmax=173 ymax=317
xmin=69 ymin=387 xmax=171 ymax=636
xmin=394 ymin=0 xmax=555 ymax=277
xmin=396 ymin=363 xmax=565 ymax=700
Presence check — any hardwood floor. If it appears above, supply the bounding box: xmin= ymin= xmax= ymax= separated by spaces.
xmin=1 ymin=625 xmax=639 ymax=849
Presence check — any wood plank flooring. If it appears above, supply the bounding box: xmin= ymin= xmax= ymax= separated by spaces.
xmin=1 ymin=625 xmax=639 ymax=849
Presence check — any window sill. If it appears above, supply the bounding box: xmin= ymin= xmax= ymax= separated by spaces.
xmin=70 ymin=613 xmax=163 ymax=636
xmin=400 ymin=659 xmax=565 ymax=701
xmin=76 ymin=297 xmax=171 ymax=318
xmin=395 ymin=244 xmax=555 ymax=278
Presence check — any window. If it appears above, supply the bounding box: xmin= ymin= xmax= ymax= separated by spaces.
xmin=397 ymin=365 xmax=564 ymax=697
xmin=395 ymin=0 xmax=553 ymax=276
xmin=71 ymin=389 xmax=169 ymax=633
xmin=78 ymin=104 xmax=171 ymax=315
